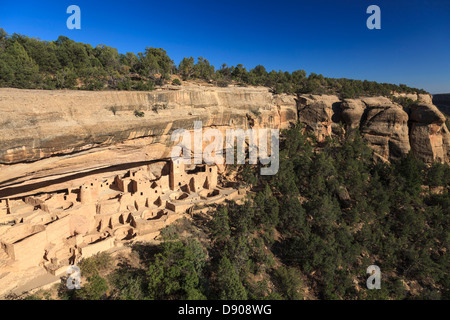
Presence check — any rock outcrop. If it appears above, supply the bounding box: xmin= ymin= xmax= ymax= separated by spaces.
xmin=0 ymin=86 xmax=449 ymax=200
xmin=0 ymin=86 xmax=297 ymax=198
xmin=0 ymin=85 xmax=299 ymax=296
xmin=296 ymin=95 xmax=341 ymax=141
xmin=2 ymin=85 xmax=448 ymax=298
xmin=298 ymin=94 xmax=450 ymax=163
xmin=409 ymin=102 xmax=449 ymax=162
xmin=392 ymin=92 xmax=434 ymax=105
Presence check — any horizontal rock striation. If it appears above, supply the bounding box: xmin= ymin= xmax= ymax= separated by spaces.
xmin=1 ymin=87 xmax=448 ymax=200
xmin=0 ymin=86 xmax=297 ymax=198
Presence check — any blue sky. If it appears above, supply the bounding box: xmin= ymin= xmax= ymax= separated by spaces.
xmin=1 ymin=0 xmax=449 ymax=93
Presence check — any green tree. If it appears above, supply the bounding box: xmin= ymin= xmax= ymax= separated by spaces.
xmin=194 ymin=57 xmax=215 ymax=80
xmin=209 ymin=206 xmax=231 ymax=242
xmin=55 ymin=67 xmax=77 ymax=89
xmin=178 ymin=57 xmax=195 ymax=80
xmin=253 ymin=184 xmax=279 ymax=230
xmin=426 ymin=162 xmax=446 ymax=188
xmin=139 ymin=47 xmax=174 ymax=82
xmin=272 ymin=266 xmax=303 ymax=300
xmin=216 ymin=256 xmax=247 ymax=300
xmin=2 ymin=41 xmax=41 ymax=88
xmin=110 ymin=268 xmax=148 ymax=300
xmin=74 ymin=275 xmax=108 ymax=300
xmin=397 ymin=152 xmax=423 ymax=196
xmin=147 ymin=240 xmax=207 ymax=300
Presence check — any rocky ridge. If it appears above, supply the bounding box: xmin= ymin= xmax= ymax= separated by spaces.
xmin=0 ymin=86 xmax=296 ymax=198
xmin=298 ymin=93 xmax=449 ymax=163
xmin=0 ymin=86 xmax=449 ymax=199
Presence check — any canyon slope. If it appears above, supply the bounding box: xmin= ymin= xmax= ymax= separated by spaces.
xmin=0 ymin=86 xmax=449 ymax=199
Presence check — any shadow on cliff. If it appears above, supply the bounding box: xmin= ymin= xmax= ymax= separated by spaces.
xmin=0 ymin=159 xmax=168 ymax=199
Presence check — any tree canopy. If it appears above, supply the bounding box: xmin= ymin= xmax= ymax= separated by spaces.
xmin=0 ymin=28 xmax=427 ymax=97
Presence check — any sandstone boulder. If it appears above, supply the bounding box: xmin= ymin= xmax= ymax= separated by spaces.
xmin=359 ymin=97 xmax=410 ymax=160
xmin=409 ymin=103 xmax=449 ymax=162
xmin=297 ymin=94 xmax=449 ymax=163
xmin=297 ymin=94 xmax=341 ymax=142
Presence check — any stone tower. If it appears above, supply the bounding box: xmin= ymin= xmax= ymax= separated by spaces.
xmin=169 ymin=160 xmax=186 ymax=190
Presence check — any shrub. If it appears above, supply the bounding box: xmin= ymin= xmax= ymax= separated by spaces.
xmin=147 ymin=240 xmax=207 ymax=299
xmin=74 ymin=275 xmax=108 ymax=300
xmin=172 ymin=78 xmax=181 ymax=86
xmin=134 ymin=110 xmax=145 ymax=117
xmin=109 ymin=106 xmax=117 ymax=115
xmin=133 ymin=80 xmax=154 ymax=91
xmin=79 ymin=252 xmax=113 ymax=278
xmin=216 ymin=80 xmax=229 ymax=87
xmin=272 ymin=266 xmax=303 ymax=300
xmin=391 ymin=96 xmax=418 ymax=108
xmin=152 ymin=104 xmax=167 ymax=113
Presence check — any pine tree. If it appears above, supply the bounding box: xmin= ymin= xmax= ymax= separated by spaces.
xmin=4 ymin=41 xmax=41 ymax=88
xmin=216 ymin=256 xmax=247 ymax=300
xmin=209 ymin=206 xmax=231 ymax=242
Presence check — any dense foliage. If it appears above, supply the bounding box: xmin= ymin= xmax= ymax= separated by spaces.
xmin=269 ymin=125 xmax=449 ymax=299
xmin=0 ymin=29 xmax=173 ymax=91
xmin=0 ymin=28 xmax=426 ymax=97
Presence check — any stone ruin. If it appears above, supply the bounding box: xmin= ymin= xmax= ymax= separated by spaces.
xmin=0 ymin=160 xmax=241 ymax=279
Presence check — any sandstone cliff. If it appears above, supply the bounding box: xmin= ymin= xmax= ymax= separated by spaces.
xmin=0 ymin=86 xmax=448 ymax=200
xmin=0 ymin=86 xmax=297 ymax=198
xmin=298 ymin=94 xmax=450 ymax=163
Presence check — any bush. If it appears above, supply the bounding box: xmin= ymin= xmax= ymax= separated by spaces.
xmin=109 ymin=106 xmax=117 ymax=115
xmin=172 ymin=78 xmax=181 ymax=86
xmin=251 ymin=108 xmax=261 ymax=117
xmin=152 ymin=104 xmax=167 ymax=113
xmin=133 ymin=80 xmax=154 ymax=91
xmin=272 ymin=266 xmax=303 ymax=300
xmin=216 ymin=80 xmax=229 ymax=87
xmin=391 ymin=96 xmax=418 ymax=108
xmin=74 ymin=275 xmax=108 ymax=300
xmin=134 ymin=110 xmax=145 ymax=117
xmin=79 ymin=252 xmax=113 ymax=277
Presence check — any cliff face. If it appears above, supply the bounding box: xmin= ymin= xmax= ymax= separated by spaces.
xmin=0 ymin=86 xmax=297 ymax=198
xmin=298 ymin=94 xmax=450 ymax=163
xmin=0 ymin=87 xmax=448 ymax=199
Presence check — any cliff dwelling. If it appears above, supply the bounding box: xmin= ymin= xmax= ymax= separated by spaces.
xmin=0 ymin=85 xmax=448 ymax=298
xmin=0 ymin=159 xmax=242 ymax=283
